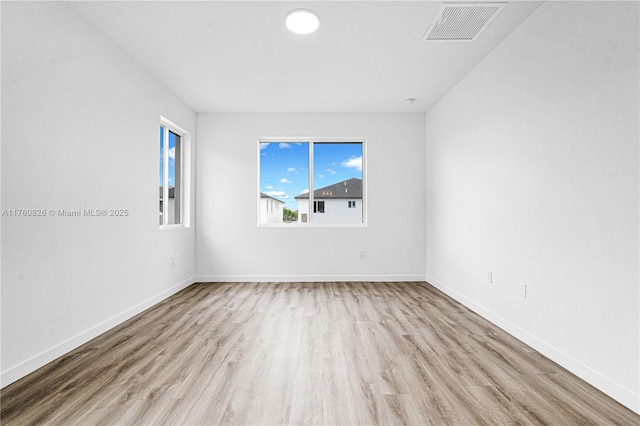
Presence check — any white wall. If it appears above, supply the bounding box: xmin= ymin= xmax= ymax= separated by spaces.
xmin=1 ymin=2 xmax=197 ymax=386
xmin=197 ymin=113 xmax=425 ymax=281
xmin=426 ymin=1 xmax=639 ymax=413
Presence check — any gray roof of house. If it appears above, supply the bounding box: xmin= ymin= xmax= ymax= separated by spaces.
xmin=260 ymin=192 xmax=285 ymax=203
xmin=295 ymin=178 xmax=362 ymax=200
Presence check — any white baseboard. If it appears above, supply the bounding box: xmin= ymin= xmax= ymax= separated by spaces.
xmin=195 ymin=274 xmax=426 ymax=283
xmin=0 ymin=276 xmax=197 ymax=389
xmin=425 ymin=275 xmax=640 ymax=415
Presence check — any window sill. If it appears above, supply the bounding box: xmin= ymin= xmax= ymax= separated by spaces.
xmin=258 ymin=223 xmax=367 ymax=229
xmin=159 ymin=224 xmax=190 ymax=231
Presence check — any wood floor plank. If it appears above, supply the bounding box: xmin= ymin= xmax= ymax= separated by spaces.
xmin=2 ymin=281 xmax=638 ymax=425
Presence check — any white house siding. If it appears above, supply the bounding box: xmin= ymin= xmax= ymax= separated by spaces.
xmin=259 ymin=197 xmax=284 ymax=224
xmin=298 ymin=198 xmax=362 ymax=224
xmin=297 ymin=199 xmax=310 ymax=223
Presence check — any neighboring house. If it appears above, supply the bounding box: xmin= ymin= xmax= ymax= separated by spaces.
xmin=159 ymin=187 xmax=176 ymax=225
xmin=259 ymin=192 xmax=285 ymax=224
xmin=295 ymin=178 xmax=362 ymax=224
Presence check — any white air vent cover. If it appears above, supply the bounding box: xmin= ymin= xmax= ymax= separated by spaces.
xmin=424 ymin=2 xmax=507 ymax=41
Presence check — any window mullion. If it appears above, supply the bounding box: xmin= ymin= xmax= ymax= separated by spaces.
xmin=162 ymin=126 xmax=169 ymax=226
xmin=175 ymin=133 xmax=182 ymax=225
xmin=308 ymin=141 xmax=314 ymax=224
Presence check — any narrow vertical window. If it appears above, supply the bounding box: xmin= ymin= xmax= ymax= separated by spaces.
xmin=159 ymin=126 xmax=164 ymax=225
xmin=159 ymin=117 xmax=190 ymax=228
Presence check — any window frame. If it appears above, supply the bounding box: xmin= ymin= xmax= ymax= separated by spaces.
xmin=159 ymin=116 xmax=191 ymax=230
xmin=257 ymin=137 xmax=367 ymax=228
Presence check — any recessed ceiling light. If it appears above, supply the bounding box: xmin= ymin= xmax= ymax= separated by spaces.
xmin=403 ymin=98 xmax=417 ymax=104
xmin=286 ymin=9 xmax=320 ymax=35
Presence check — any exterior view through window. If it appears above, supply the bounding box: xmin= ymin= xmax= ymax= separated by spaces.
xmin=259 ymin=139 xmax=364 ymax=225
xmin=159 ymin=120 xmax=184 ymax=226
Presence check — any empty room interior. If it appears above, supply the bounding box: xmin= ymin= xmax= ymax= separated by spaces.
xmin=1 ymin=0 xmax=639 ymax=424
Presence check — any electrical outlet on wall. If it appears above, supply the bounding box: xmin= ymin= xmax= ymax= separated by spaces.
xmin=171 ymin=256 xmax=176 ymax=267
xmin=359 ymin=249 xmax=366 ymax=259
xmin=521 ymin=283 xmax=527 ymax=298
xmin=486 ymin=270 xmax=493 ymax=284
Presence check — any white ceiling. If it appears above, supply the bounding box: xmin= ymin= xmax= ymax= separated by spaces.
xmin=67 ymin=1 xmax=542 ymax=113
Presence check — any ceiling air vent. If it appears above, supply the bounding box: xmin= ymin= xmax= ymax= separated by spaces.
xmin=424 ymin=2 xmax=507 ymax=41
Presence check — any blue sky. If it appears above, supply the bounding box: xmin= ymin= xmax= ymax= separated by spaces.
xmin=260 ymin=142 xmax=362 ymax=211
xmin=159 ymin=127 xmax=177 ymax=188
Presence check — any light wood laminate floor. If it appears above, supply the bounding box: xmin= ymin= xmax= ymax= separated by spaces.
xmin=1 ymin=282 xmax=638 ymax=425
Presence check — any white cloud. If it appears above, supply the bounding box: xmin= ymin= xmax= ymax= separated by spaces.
xmin=280 ymin=178 xmax=293 ymax=184
xmin=266 ymin=190 xmax=289 ymax=199
xmin=168 ymin=146 xmax=175 ymax=159
xmin=260 ymin=143 xmax=270 ymax=150
xmin=286 ymin=167 xmax=297 ymax=173
xmin=317 ymin=174 xmax=325 ymax=179
xmin=326 ymin=168 xmax=337 ymax=175
xmin=341 ymin=156 xmax=362 ymax=171
xmin=279 ymin=143 xmax=291 ymax=149
xmin=300 ymin=189 xmax=309 ymax=195
xmin=265 ymin=185 xmax=274 ymax=190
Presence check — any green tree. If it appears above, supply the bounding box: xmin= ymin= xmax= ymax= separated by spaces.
xmin=283 ymin=207 xmax=298 ymax=222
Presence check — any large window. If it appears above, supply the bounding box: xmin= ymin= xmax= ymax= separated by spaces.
xmin=258 ymin=138 xmax=365 ymax=226
xmin=159 ymin=117 xmax=190 ymax=228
